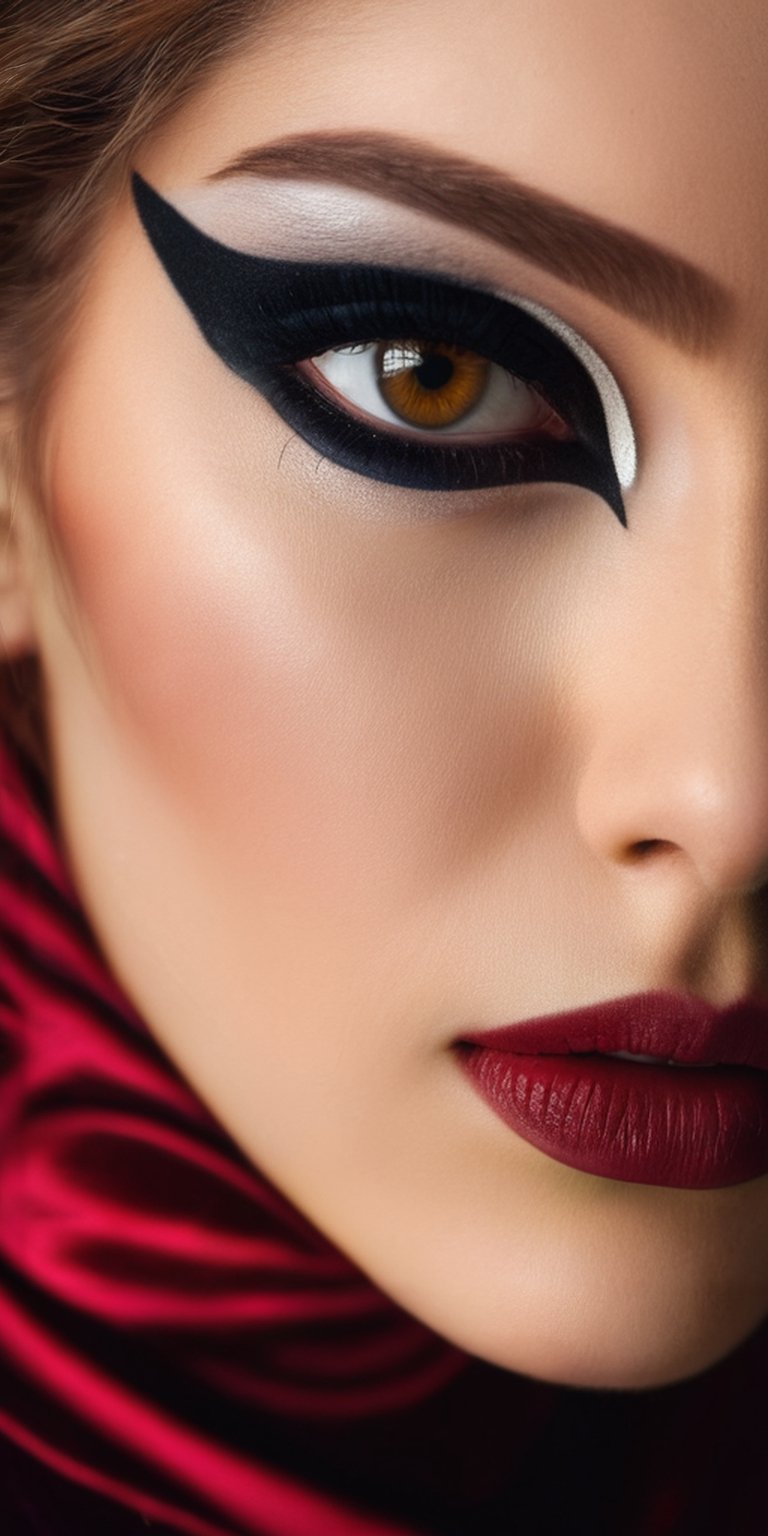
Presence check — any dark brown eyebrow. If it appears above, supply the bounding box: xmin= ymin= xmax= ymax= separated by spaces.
xmin=207 ymin=130 xmax=730 ymax=357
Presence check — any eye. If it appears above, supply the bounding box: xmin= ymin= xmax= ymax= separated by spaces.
xmin=301 ymin=340 xmax=575 ymax=443
xmin=131 ymin=171 xmax=636 ymax=525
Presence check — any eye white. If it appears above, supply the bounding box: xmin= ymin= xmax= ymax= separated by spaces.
xmin=308 ymin=344 xmax=555 ymax=436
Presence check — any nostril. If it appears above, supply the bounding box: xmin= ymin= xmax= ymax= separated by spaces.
xmin=629 ymin=838 xmax=673 ymax=860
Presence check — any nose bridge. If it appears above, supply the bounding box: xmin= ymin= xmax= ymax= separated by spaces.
xmin=577 ymin=429 xmax=768 ymax=897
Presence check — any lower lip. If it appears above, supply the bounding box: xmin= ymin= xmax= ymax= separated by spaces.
xmin=456 ymin=1046 xmax=768 ymax=1188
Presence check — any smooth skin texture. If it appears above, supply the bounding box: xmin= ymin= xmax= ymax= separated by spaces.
xmin=4 ymin=0 xmax=768 ymax=1389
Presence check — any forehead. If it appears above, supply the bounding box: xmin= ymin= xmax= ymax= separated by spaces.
xmin=141 ymin=0 xmax=768 ymax=295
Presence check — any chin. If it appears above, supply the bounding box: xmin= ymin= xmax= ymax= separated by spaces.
xmin=442 ymin=1303 xmax=768 ymax=1393
xmin=390 ymin=1263 xmax=768 ymax=1394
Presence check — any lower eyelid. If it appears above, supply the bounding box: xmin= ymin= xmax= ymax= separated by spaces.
xmin=256 ymin=363 xmax=628 ymax=521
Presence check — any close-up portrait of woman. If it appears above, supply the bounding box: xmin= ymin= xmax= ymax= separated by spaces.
xmin=2 ymin=1 xmax=768 ymax=1531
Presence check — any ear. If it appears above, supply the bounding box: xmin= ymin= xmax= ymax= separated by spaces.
xmin=0 ymin=407 xmax=40 ymax=662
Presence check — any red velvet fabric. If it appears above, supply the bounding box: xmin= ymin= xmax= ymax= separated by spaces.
xmin=1 ymin=724 xmax=767 ymax=1534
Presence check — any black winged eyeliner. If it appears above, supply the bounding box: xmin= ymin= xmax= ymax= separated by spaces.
xmin=131 ymin=171 xmax=630 ymax=524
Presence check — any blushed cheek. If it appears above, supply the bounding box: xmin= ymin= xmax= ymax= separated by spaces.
xmin=44 ymin=407 xmax=375 ymax=926
xmin=43 ymin=407 xmax=559 ymax=978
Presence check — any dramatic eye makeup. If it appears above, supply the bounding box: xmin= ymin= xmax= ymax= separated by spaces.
xmin=132 ymin=172 xmax=636 ymax=524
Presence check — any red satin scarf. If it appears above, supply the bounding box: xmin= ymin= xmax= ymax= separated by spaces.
xmin=0 ymin=728 xmax=538 ymax=1533
xmin=1 ymin=725 xmax=767 ymax=1534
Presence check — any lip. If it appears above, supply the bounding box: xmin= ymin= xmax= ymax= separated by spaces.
xmin=455 ymin=990 xmax=768 ymax=1189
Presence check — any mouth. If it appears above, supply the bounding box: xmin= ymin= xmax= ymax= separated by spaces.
xmin=454 ymin=990 xmax=768 ymax=1189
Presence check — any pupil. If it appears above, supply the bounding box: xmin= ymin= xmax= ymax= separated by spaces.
xmin=413 ymin=351 xmax=454 ymax=392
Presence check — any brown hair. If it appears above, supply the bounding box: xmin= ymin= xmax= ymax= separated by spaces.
xmin=0 ymin=0 xmax=274 ymax=772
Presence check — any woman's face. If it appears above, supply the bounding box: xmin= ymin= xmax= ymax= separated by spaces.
xmin=10 ymin=0 xmax=768 ymax=1388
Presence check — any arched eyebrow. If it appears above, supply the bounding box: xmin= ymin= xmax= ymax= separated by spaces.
xmin=206 ymin=129 xmax=730 ymax=359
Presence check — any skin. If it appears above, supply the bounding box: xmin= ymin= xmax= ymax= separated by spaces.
xmin=3 ymin=0 xmax=768 ymax=1391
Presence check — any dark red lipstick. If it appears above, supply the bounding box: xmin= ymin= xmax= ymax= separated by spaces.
xmin=455 ymin=990 xmax=768 ymax=1188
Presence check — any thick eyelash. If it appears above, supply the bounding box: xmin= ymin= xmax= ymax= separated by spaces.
xmin=132 ymin=171 xmax=631 ymax=526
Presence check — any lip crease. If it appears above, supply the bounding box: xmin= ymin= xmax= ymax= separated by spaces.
xmin=455 ymin=991 xmax=768 ymax=1188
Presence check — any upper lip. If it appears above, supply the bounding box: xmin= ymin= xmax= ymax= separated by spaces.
xmin=459 ymin=990 xmax=768 ymax=1070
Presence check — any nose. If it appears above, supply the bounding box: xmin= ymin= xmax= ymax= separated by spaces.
xmin=575 ymin=473 xmax=768 ymax=898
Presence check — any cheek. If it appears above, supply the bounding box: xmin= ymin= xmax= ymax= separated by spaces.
xmin=45 ymin=410 xmax=385 ymax=940
xmin=41 ymin=309 xmax=569 ymax=956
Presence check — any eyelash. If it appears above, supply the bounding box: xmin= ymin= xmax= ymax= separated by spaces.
xmin=132 ymin=173 xmax=633 ymax=526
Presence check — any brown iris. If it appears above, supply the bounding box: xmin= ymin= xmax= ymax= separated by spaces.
xmin=377 ymin=340 xmax=489 ymax=429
